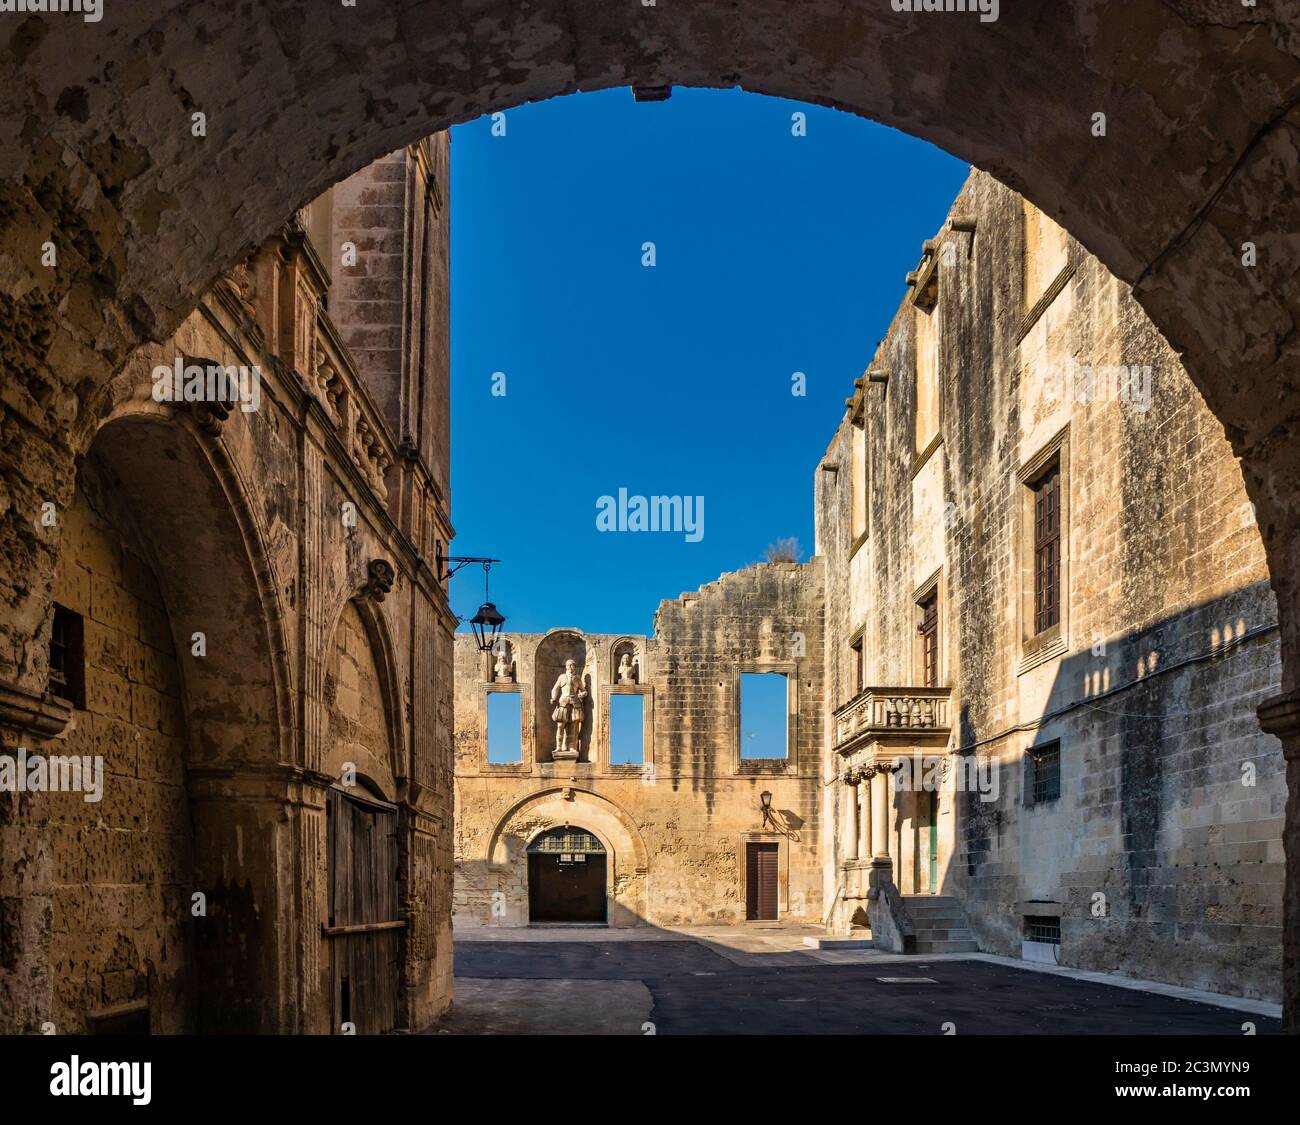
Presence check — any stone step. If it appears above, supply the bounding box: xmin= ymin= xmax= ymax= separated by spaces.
xmin=908 ymin=915 xmax=966 ymax=927
xmin=912 ymin=928 xmax=975 ymax=942
xmin=914 ymin=939 xmax=980 ymax=954
xmin=803 ymin=936 xmax=874 ymax=950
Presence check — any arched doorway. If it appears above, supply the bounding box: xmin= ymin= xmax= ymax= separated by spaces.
xmin=527 ymin=828 xmax=608 ymax=924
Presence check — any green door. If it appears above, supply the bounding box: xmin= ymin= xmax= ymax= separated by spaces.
xmin=928 ymin=791 xmax=939 ymax=893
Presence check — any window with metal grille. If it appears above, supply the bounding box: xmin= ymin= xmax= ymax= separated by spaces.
xmin=1025 ymin=915 xmax=1061 ymax=945
xmin=1032 ymin=459 xmax=1061 ymax=634
xmin=527 ymin=829 xmax=605 ymax=855
xmin=1028 ymin=741 xmax=1061 ymax=804
xmin=918 ymin=593 xmax=939 ymax=688
xmin=49 ymin=604 xmax=85 ymax=710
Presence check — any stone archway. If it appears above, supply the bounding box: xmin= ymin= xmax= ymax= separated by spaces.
xmin=38 ymin=407 xmax=295 ymax=1032
xmin=485 ymin=787 xmax=649 ymax=927
xmin=1 ymin=0 xmax=1299 ymax=1025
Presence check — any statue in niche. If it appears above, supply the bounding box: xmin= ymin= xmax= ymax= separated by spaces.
xmin=550 ymin=658 xmax=587 ymax=758
xmin=617 ymin=651 xmax=639 ymax=684
xmin=493 ymin=643 xmax=514 ymax=683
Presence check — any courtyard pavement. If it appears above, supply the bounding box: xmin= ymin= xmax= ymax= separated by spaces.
xmin=427 ymin=924 xmax=1283 ymax=1035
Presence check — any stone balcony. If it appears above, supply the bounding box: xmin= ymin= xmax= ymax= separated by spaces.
xmin=832 ymin=686 xmax=953 ymax=760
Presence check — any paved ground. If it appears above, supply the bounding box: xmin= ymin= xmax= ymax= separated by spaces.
xmin=429 ymin=925 xmax=1282 ymax=1035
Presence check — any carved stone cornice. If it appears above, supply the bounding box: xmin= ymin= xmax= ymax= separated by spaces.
xmin=0 ymin=679 xmax=73 ymax=738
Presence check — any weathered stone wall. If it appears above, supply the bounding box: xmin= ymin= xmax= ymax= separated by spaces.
xmin=816 ymin=171 xmax=1285 ymax=1000
xmin=40 ymin=470 xmax=195 ymax=1033
xmin=2 ymin=4 xmax=1298 ymax=1024
xmin=0 ymin=143 xmax=457 ymax=1034
xmin=453 ymin=561 xmax=825 ymax=927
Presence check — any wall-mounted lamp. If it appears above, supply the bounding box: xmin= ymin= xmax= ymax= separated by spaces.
xmin=760 ymin=790 xmax=774 ymax=828
xmin=437 ymin=549 xmax=506 ymax=653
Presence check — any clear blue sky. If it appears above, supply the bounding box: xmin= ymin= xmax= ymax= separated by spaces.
xmin=450 ymin=88 xmax=967 ymax=638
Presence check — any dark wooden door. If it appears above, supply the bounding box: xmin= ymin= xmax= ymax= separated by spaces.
xmin=326 ymin=788 xmax=404 ymax=1034
xmin=746 ymin=842 xmax=779 ymax=920
xmin=528 ymin=852 xmax=607 ymax=922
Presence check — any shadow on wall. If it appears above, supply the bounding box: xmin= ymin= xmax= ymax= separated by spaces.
xmin=943 ymin=580 xmax=1283 ymax=1001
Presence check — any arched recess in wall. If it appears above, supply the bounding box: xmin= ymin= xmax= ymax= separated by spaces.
xmin=320 ymin=593 xmax=404 ymax=797
xmin=78 ymin=404 xmax=293 ymax=1033
xmin=487 ymin=787 xmax=650 ymax=927
xmin=534 ymin=630 xmax=592 ymax=763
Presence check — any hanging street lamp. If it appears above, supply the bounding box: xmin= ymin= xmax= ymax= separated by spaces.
xmin=436 ymin=549 xmax=505 ymax=653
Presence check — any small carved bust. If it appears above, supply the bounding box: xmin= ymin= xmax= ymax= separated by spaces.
xmin=493 ymin=644 xmax=514 ymax=683
xmin=617 ymin=651 xmax=638 ymax=684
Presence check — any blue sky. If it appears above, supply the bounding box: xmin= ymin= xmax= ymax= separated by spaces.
xmin=450 ymin=87 xmax=967 ymax=638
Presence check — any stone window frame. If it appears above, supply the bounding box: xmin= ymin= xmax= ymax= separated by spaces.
xmin=912 ymin=300 xmax=944 ymax=476
xmin=480 ymin=682 xmax=531 ymax=774
xmin=848 ymin=624 xmax=866 ymax=698
xmin=1016 ymin=201 xmax=1079 ymax=346
xmin=911 ymin=569 xmax=944 ymax=689
xmin=602 ymin=682 xmax=655 ymax=776
xmin=1016 ymin=424 xmax=1071 ymax=674
xmin=849 ymin=403 xmax=870 ymax=557
xmin=732 ymin=661 xmax=799 ymax=776
xmin=1024 ymin=738 xmax=1063 ymax=807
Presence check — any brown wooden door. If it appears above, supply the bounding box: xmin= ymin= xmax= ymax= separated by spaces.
xmin=745 ymin=842 xmax=779 ymax=920
xmin=326 ymin=788 xmax=404 ymax=1034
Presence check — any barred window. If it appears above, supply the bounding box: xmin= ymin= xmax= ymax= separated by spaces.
xmin=49 ymin=604 xmax=85 ymax=710
xmin=1028 ymin=741 xmax=1061 ymax=804
xmin=1025 ymin=915 xmax=1061 ymax=945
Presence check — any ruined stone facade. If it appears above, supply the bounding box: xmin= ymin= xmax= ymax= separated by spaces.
xmin=816 ymin=172 xmax=1284 ymax=1001
xmin=0 ymin=138 xmax=456 ymax=1034
xmin=451 ymin=170 xmax=1286 ymax=1009
xmin=453 ymin=562 xmax=825 ymax=928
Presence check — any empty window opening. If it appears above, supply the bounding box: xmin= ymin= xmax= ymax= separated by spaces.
xmin=609 ymin=693 xmax=645 ymax=765
xmin=49 ymin=603 xmax=85 ymax=710
xmin=850 ymin=636 xmax=864 ymax=695
xmin=1032 ymin=459 xmax=1062 ymax=635
xmin=740 ymin=672 xmax=789 ymax=760
xmin=1028 ymin=741 xmax=1061 ymax=804
xmin=486 ymin=691 xmax=523 ymax=763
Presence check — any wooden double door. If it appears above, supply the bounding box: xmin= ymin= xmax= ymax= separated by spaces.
xmin=326 ymin=788 xmax=404 ymax=1034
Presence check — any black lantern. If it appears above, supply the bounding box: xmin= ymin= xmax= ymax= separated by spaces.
xmin=759 ymin=790 xmax=774 ymax=828
xmin=470 ymin=599 xmax=505 ymax=654
xmin=437 ymin=550 xmax=505 ymax=653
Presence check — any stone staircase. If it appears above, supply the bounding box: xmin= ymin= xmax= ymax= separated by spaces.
xmin=901 ymin=895 xmax=979 ymax=954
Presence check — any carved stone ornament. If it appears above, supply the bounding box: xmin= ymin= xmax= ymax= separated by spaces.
xmin=363 ymin=558 xmax=395 ymax=602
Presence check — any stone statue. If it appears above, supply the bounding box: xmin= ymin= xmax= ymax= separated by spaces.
xmin=550 ymin=659 xmax=587 ymax=758
xmin=494 ymin=645 xmax=513 ymax=683
xmin=617 ymin=651 xmax=638 ymax=684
